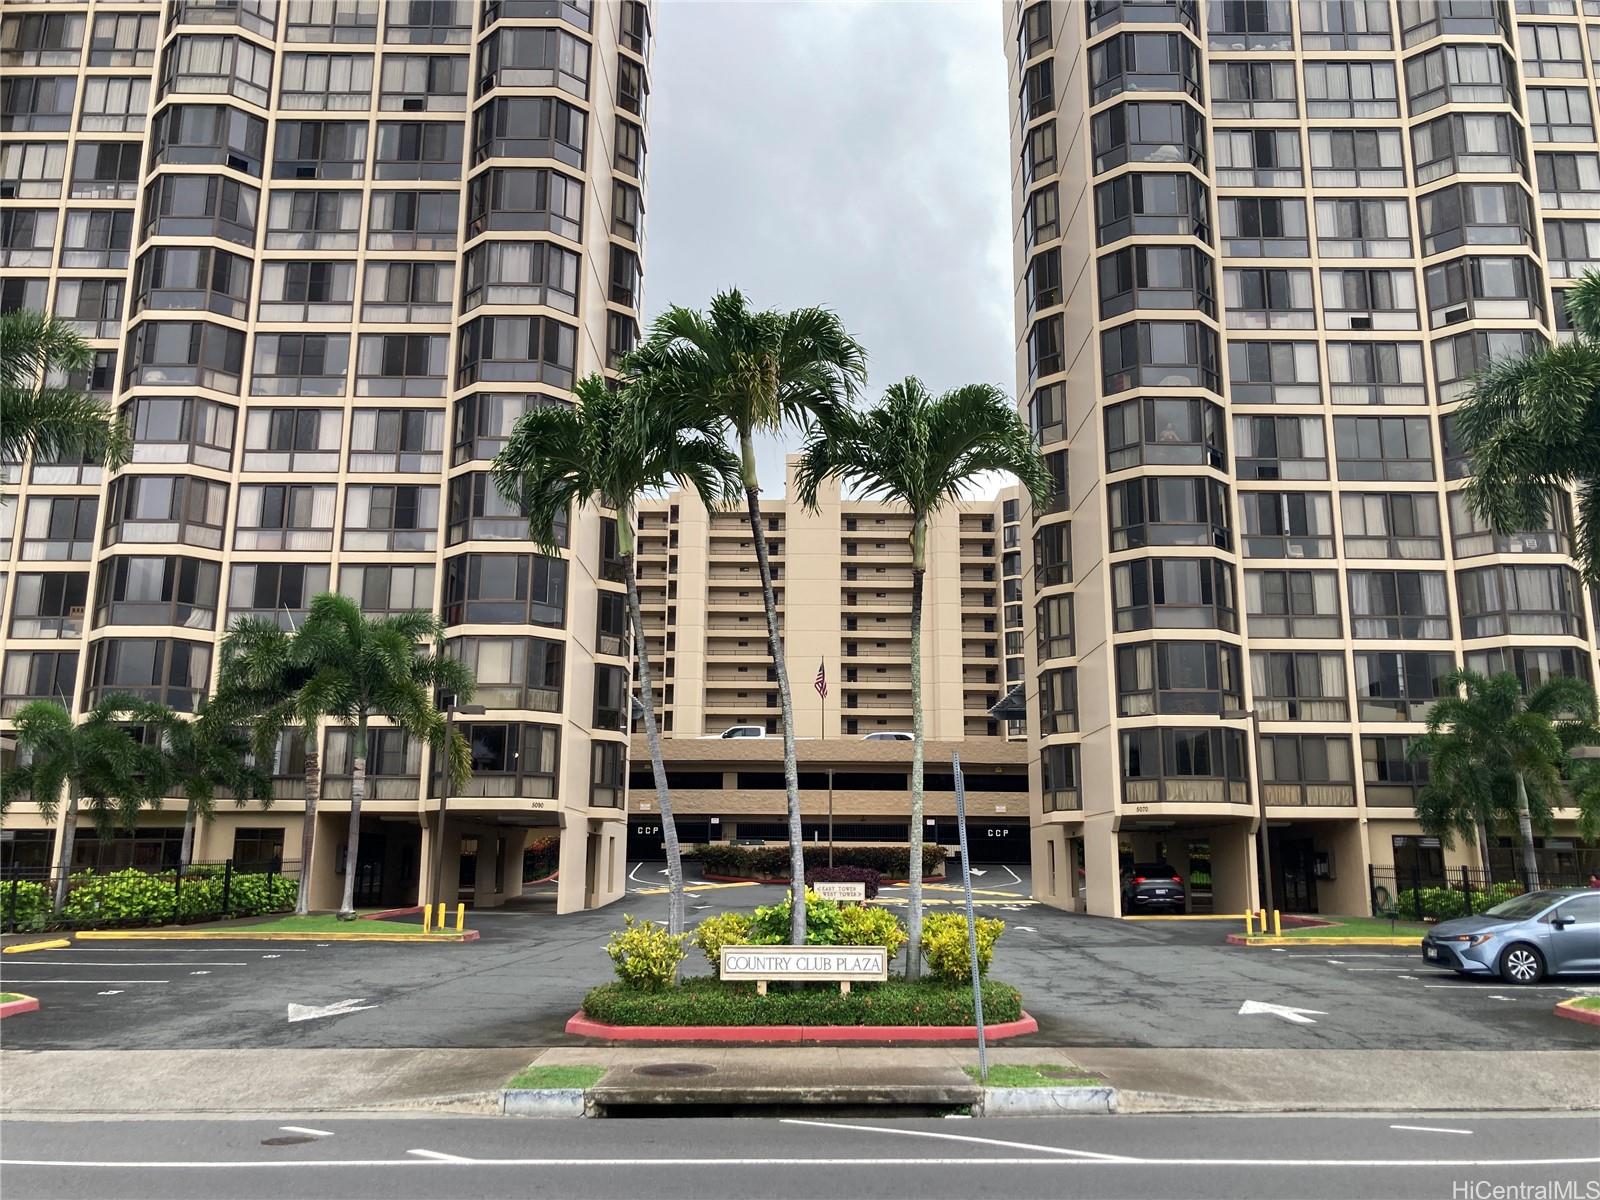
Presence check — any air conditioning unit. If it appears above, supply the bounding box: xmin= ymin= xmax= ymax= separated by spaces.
xmin=1349 ymin=315 xmax=1373 ymax=330
xmin=68 ymin=605 xmax=85 ymax=617
xmin=402 ymin=97 xmax=425 ymax=112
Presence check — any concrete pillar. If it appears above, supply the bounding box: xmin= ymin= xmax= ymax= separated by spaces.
xmin=1083 ymin=812 xmax=1121 ymax=917
xmin=307 ymin=811 xmax=344 ymax=911
xmin=556 ymin=817 xmax=589 ymax=914
xmin=1315 ymin=820 xmax=1369 ymax=916
xmin=1209 ymin=823 xmax=1255 ymax=915
xmin=501 ymin=827 xmax=529 ymax=899
xmin=1166 ymin=839 xmax=1193 ymax=914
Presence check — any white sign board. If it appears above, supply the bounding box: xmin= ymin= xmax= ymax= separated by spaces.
xmin=720 ymin=946 xmax=888 ymax=983
xmin=812 ymin=881 xmax=867 ymax=903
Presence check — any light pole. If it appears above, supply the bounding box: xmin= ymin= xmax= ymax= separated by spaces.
xmin=1223 ymin=706 xmax=1274 ymax=918
xmin=433 ymin=702 xmax=484 ymax=907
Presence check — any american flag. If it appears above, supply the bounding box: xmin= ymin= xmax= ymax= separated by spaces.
xmin=814 ymin=659 xmax=827 ymax=699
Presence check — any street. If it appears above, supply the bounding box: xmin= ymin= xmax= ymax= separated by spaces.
xmin=3 ymin=1112 xmax=1598 ymax=1200
xmin=3 ymin=865 xmax=1596 ymax=1052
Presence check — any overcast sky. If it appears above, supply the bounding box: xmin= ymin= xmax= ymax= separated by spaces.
xmin=643 ymin=1 xmax=1016 ymax=495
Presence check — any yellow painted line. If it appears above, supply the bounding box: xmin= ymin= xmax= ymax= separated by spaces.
xmin=2 ymin=938 xmax=71 ymax=954
xmin=635 ymin=881 xmax=761 ymax=895
xmin=75 ymin=929 xmax=475 ymax=943
xmin=1123 ymin=914 xmax=1251 ymax=922
xmin=1238 ymin=935 xmax=1422 ymax=946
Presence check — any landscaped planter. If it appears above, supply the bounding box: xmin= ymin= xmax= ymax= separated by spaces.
xmin=0 ymin=994 xmax=40 ymax=1019
xmin=565 ymin=1009 xmax=1039 ymax=1045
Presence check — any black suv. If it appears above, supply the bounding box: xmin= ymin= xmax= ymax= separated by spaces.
xmin=1121 ymin=862 xmax=1186 ymax=913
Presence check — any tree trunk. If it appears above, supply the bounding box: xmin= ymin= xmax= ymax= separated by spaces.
xmin=338 ymin=720 xmax=367 ymax=918
xmin=905 ymin=518 xmax=928 ymax=980
xmin=1514 ymin=771 xmax=1541 ymax=889
xmin=179 ymin=802 xmax=197 ymax=874
xmin=623 ymin=524 xmax=685 ymax=935
xmin=51 ymin=783 xmax=80 ymax=914
xmin=295 ymin=736 xmax=319 ymax=916
xmin=1476 ymin=819 xmax=1494 ymax=886
xmin=741 ymin=436 xmax=806 ymax=945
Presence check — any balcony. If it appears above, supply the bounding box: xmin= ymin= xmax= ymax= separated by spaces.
xmin=1265 ymin=782 xmax=1357 ymax=807
xmin=1123 ymin=778 xmax=1249 ymax=805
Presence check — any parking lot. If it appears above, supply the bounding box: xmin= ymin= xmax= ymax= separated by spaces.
xmin=2 ymin=865 xmax=1595 ymax=1053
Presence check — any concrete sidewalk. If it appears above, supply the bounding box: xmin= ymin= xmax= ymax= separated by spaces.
xmin=5 ymin=1045 xmax=1596 ymax=1116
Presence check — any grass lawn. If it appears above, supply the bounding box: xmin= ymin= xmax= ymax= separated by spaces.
xmin=507 ymin=1064 xmax=605 ymax=1090
xmin=1564 ymin=996 xmax=1600 ymax=1011
xmin=0 ymin=993 xmax=26 ymax=1003
xmin=1273 ymin=916 xmax=1429 ymax=938
xmin=965 ymin=1064 xmax=1101 ymax=1088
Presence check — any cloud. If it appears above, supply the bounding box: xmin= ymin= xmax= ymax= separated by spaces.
xmin=643 ymin=1 xmax=1014 ymax=495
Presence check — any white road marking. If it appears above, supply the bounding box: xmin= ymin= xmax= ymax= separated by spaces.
xmin=1270 ymin=947 xmax=1287 ymax=952
xmin=1325 ymin=959 xmax=1344 ymax=965
xmin=1014 ymin=925 xmax=1038 ymax=933
xmin=189 ymin=970 xmax=210 ymax=975
xmin=1345 ymin=968 xmax=1410 ymax=972
xmin=1424 ymin=984 xmax=1573 ymax=991
xmin=0 ymin=966 xmax=249 ymax=972
xmin=286 ymin=998 xmax=377 ymax=1023
xmin=1238 ymin=999 xmax=1327 ymax=1025
xmin=0 ymin=979 xmax=167 ymax=984
xmin=279 ymin=1127 xmax=333 ymax=1138
xmin=261 ymin=955 xmax=281 ymax=959
xmin=779 ymin=1117 xmax=1138 ymax=1161
xmin=1390 ymin=1125 xmax=1473 ymax=1136
xmin=1397 ymin=975 xmax=1419 ymax=981
xmin=1490 ymin=995 xmax=1514 ymax=1002
xmin=407 ymin=1149 xmax=473 ymax=1163
xmin=95 ymin=990 xmax=122 ymax=996
xmin=6 ymin=1154 xmax=1600 ymax=1170
xmin=627 ymin=863 xmax=647 ymax=884
xmin=969 ymin=868 xmax=987 ymax=877
xmin=1002 ymin=865 xmax=1023 ymax=887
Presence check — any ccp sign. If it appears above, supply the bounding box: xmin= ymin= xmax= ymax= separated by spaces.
xmin=720 ymin=946 xmax=889 ymax=995
xmin=812 ymin=881 xmax=866 ymax=903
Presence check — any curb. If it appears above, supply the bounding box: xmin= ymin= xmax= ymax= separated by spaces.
xmin=501 ymin=1087 xmax=587 ymax=1117
xmin=75 ymin=928 xmax=479 ymax=943
xmin=563 ymin=1010 xmax=1040 ymax=1044
xmin=1226 ymin=934 xmax=1422 ymax=947
xmin=361 ymin=906 xmax=423 ymax=920
xmin=0 ymin=993 xmax=40 ymax=1019
xmin=1 ymin=938 xmax=70 ymax=955
xmin=1554 ymin=999 xmax=1600 ymax=1027
xmin=980 ymin=1085 xmax=1117 ymax=1116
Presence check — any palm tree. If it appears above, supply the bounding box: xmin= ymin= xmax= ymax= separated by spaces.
xmin=796 ymin=377 xmax=1051 ymax=975
xmin=0 ymin=697 xmax=168 ymax=911
xmin=1409 ymin=670 xmax=1600 ymax=888
xmin=291 ymin=594 xmax=474 ymax=919
xmin=139 ymin=703 xmax=273 ymax=873
xmin=634 ymin=289 xmax=867 ymax=944
xmin=215 ymin=618 xmax=328 ymax=915
xmin=491 ymin=375 xmax=742 ymax=935
xmin=1456 ymin=271 xmax=1600 ymax=583
xmin=0 ymin=310 xmax=130 ymax=472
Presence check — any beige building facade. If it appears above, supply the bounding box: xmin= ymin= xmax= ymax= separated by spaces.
xmin=1007 ymin=0 xmax=1600 ymax=917
xmin=0 ymin=0 xmax=651 ymax=914
xmin=624 ymin=459 xmax=1034 ymax=862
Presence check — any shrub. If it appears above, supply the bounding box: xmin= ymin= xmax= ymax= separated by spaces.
xmin=804 ymin=865 xmax=882 ymax=898
xmin=690 ymin=910 xmax=752 ymax=977
xmin=62 ymin=869 xmax=177 ymax=924
xmin=606 ymin=914 xmax=687 ymax=991
xmin=920 ymin=911 xmax=1005 ymax=983
xmin=2 ymin=879 xmax=50 ymax=931
xmin=834 ymin=903 xmax=908 ymax=958
xmin=696 ymin=844 xmax=942 ymax=880
xmin=748 ymin=889 xmax=847 ymax=946
xmin=581 ymin=975 xmax=1024 ymax=1027
xmin=1395 ymin=881 xmax=1526 ymax=922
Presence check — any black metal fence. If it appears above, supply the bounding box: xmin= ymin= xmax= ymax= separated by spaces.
xmin=2 ymin=860 xmax=303 ymax=933
xmin=1369 ymin=863 xmax=1592 ymax=923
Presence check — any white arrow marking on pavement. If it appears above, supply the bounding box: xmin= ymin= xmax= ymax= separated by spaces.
xmin=189 ymin=970 xmax=209 ymax=975
xmin=970 ymin=869 xmax=987 ymax=877
xmin=287 ymin=998 xmax=377 ymax=1023
xmin=658 ymin=868 xmax=671 ymax=875
xmin=408 ymin=1149 xmax=473 ymax=1163
xmin=280 ymin=1126 xmax=333 ymax=1138
xmin=1015 ymin=926 xmax=1038 ymax=933
xmin=261 ymin=954 xmax=281 ymax=959
xmin=1238 ymin=999 xmax=1328 ymax=1025
xmin=1398 ymin=975 xmax=1418 ymax=981
xmin=96 ymin=990 xmax=123 ymax=996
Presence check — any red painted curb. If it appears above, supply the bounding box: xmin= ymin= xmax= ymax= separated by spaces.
xmin=564 ymin=1010 xmax=1039 ymax=1044
xmin=361 ymin=906 xmax=423 ymax=920
xmin=0 ymin=996 xmax=40 ymax=1019
xmin=1554 ymin=1001 xmax=1600 ymax=1027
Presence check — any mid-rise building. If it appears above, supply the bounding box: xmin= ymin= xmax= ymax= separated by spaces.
xmin=0 ymin=0 xmax=652 ymax=913
xmin=1006 ymin=0 xmax=1600 ymax=916
xmin=624 ymin=458 xmax=1032 ymax=862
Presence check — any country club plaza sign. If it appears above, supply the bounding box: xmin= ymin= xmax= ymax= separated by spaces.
xmin=719 ymin=946 xmax=889 ymax=983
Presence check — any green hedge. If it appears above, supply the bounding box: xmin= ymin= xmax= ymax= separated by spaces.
xmin=2 ymin=879 xmax=51 ymax=932
xmin=581 ymin=975 xmax=1023 ymax=1027
xmin=54 ymin=869 xmax=299 ymax=927
xmin=695 ymin=843 xmax=944 ymax=880
xmin=1395 ymin=882 xmax=1523 ymax=922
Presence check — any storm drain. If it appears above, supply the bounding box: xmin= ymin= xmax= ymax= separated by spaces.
xmin=632 ymin=1062 xmax=715 ymax=1078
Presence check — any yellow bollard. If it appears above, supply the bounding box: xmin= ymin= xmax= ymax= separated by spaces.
xmin=436 ymin=901 xmax=445 ymax=928
xmin=1244 ymin=911 xmax=1255 ymax=936
xmin=423 ymin=906 xmax=432 ymax=934
xmin=1273 ymin=909 xmax=1282 ymax=937
xmin=455 ymin=902 xmax=465 ymax=933
xmin=1259 ymin=907 xmax=1268 ymax=930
